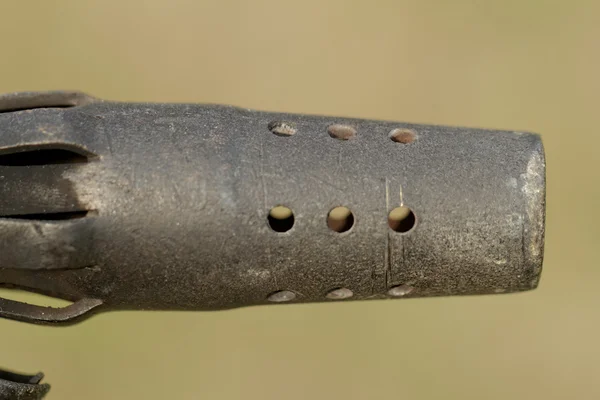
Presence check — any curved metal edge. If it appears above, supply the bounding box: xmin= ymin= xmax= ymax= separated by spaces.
xmin=0 ymin=91 xmax=98 ymax=113
xmin=522 ymin=137 xmax=546 ymax=289
xmin=0 ymin=370 xmax=50 ymax=400
xmin=0 ymin=297 xmax=103 ymax=325
xmin=0 ymin=142 xmax=98 ymax=158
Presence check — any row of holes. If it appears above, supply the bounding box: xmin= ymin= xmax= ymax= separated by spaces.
xmin=0 ymin=281 xmax=413 ymax=307
xmin=268 ymin=205 xmax=416 ymax=233
xmin=268 ymin=284 xmax=414 ymax=303
xmin=268 ymin=121 xmax=417 ymax=144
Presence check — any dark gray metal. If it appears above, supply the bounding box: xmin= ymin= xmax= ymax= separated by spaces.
xmin=0 ymin=370 xmax=50 ymax=400
xmin=0 ymin=91 xmax=546 ymax=325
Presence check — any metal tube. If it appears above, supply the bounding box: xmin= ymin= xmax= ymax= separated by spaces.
xmin=0 ymin=91 xmax=546 ymax=325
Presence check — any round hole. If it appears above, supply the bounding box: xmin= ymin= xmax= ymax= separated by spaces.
xmin=326 ymin=288 xmax=354 ymax=300
xmin=268 ymin=206 xmax=295 ymax=232
xmin=327 ymin=124 xmax=356 ymax=140
xmin=388 ymin=206 xmax=416 ymax=233
xmin=327 ymin=206 xmax=354 ymax=233
xmin=387 ymin=284 xmax=414 ymax=297
xmin=389 ymin=128 xmax=416 ymax=144
xmin=268 ymin=121 xmax=297 ymax=137
xmin=267 ymin=290 xmax=296 ymax=302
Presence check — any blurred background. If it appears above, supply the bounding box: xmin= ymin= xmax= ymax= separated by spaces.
xmin=0 ymin=1 xmax=598 ymax=399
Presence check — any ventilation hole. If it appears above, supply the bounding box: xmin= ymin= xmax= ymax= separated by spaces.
xmin=268 ymin=121 xmax=297 ymax=136
xmin=327 ymin=206 xmax=354 ymax=233
xmin=387 ymin=284 xmax=414 ymax=297
xmin=268 ymin=206 xmax=295 ymax=232
xmin=0 ymin=287 xmax=73 ymax=308
xmin=389 ymin=128 xmax=417 ymax=144
xmin=267 ymin=290 xmax=296 ymax=302
xmin=327 ymin=124 xmax=356 ymax=140
xmin=2 ymin=210 xmax=91 ymax=221
xmin=326 ymin=288 xmax=354 ymax=300
xmin=0 ymin=147 xmax=90 ymax=166
xmin=388 ymin=206 xmax=416 ymax=233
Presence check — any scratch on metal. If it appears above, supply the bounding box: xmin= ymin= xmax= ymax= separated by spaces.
xmin=399 ymin=184 xmax=404 ymax=206
xmin=259 ymin=137 xmax=268 ymax=211
xmin=385 ymin=178 xmax=391 ymax=287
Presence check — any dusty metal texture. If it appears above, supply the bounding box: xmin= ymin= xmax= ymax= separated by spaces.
xmin=0 ymin=370 xmax=50 ymax=400
xmin=0 ymin=91 xmax=546 ymax=325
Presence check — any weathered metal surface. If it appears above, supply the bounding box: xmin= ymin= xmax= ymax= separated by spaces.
xmin=0 ymin=370 xmax=50 ymax=400
xmin=0 ymin=91 xmax=546 ymax=325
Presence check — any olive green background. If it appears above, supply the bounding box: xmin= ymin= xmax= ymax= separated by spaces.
xmin=0 ymin=1 xmax=598 ymax=399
